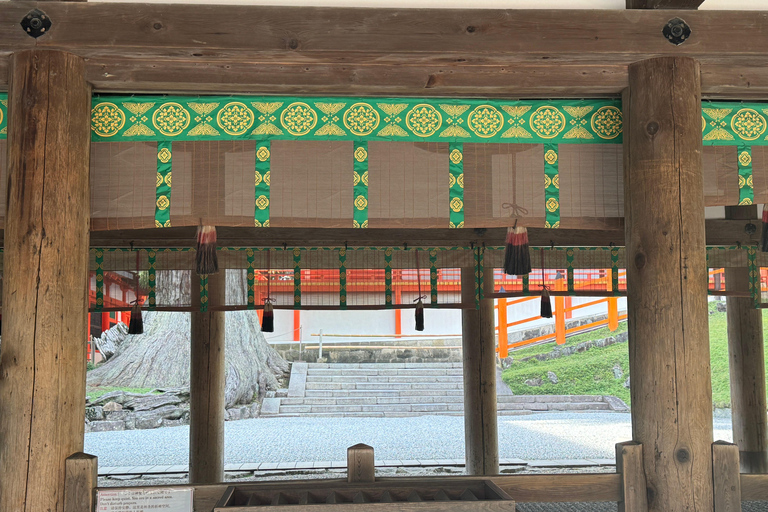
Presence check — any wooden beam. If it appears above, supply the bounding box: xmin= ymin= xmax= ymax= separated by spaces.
xmin=0 ymin=49 xmax=91 ymax=512
xmin=740 ymin=473 xmax=768 ymax=501
xmin=624 ymin=57 xmax=713 ymax=511
xmin=0 ymin=5 xmax=765 ymax=97
xmin=627 ymin=0 xmax=704 ymax=9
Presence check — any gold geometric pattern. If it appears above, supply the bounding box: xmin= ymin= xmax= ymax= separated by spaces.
xmin=123 ymin=102 xmax=156 ymax=137
xmin=361 ymin=172 xmax=369 ymax=186
xmin=156 ymin=195 xmax=170 ymax=211
xmin=563 ymin=105 xmax=594 ymax=140
xmin=552 ymin=174 xmax=559 ymax=189
xmin=544 ymin=149 xmax=558 ymax=165
xmin=377 ymin=103 xmax=409 ymax=137
xmin=256 ymin=195 xmax=270 ymax=210
xmin=264 ymin=171 xmax=271 ymax=187
xmin=450 ymin=197 xmax=464 ymax=213
xmin=252 ymin=102 xmax=284 ymax=135
xmin=152 ymin=102 xmax=191 ymax=137
xmin=449 ymin=221 xmax=465 ymax=228
xmin=217 ymin=102 xmax=255 ymax=136
xmin=732 ymin=108 xmax=766 ymax=141
xmin=457 ymin=174 xmax=464 ymax=189
xmin=188 ymin=102 xmax=220 ymax=137
xmin=353 ymin=172 xmax=361 ymax=186
xmin=281 ymin=102 xmax=317 ymax=136
xmin=406 ymin=104 xmax=442 ymax=137
xmin=739 ymin=175 xmax=746 ymax=188
xmin=739 ymin=151 xmax=752 ymax=167
xmin=530 ymin=106 xmax=566 ymax=139
xmin=439 ymin=104 xmax=471 ymax=138
xmin=354 ymin=146 xmax=368 ymax=162
xmin=591 ymin=106 xmax=623 ymax=140
xmin=158 ymin=147 xmax=172 ymax=163
xmin=544 ymin=220 xmax=560 ymax=229
xmin=354 ymin=195 xmax=368 ymax=211
xmin=501 ymin=105 xmax=533 ymax=139
xmin=256 ymin=146 xmax=271 ymax=162
xmin=315 ymin=102 xmax=346 ymax=136
xmin=165 ymin=173 xmax=172 ymax=187
xmin=156 ymin=173 xmax=163 ymax=187
xmin=739 ymin=197 xmax=754 ymax=205
xmin=546 ymin=197 xmax=559 ymax=213
xmin=344 ymin=103 xmax=380 ymax=136
xmin=449 ymin=148 xmax=463 ymax=165
xmin=544 ymin=175 xmax=551 ymax=188
xmin=255 ymin=171 xmax=263 ymax=187
xmin=449 ymin=174 xmax=456 ymax=188
xmin=91 ymin=102 xmax=126 ymax=137
xmin=467 ymin=105 xmax=504 ymax=138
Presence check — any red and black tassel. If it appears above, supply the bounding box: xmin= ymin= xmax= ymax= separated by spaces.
xmin=196 ymin=225 xmax=219 ymax=275
xmin=504 ymin=223 xmax=532 ymax=276
xmin=261 ymin=300 xmax=274 ymax=333
xmin=415 ymin=298 xmax=425 ymax=332
xmin=761 ymin=204 xmax=768 ymax=252
xmin=128 ymin=250 xmax=143 ymax=334
xmin=540 ymin=286 xmax=553 ymax=319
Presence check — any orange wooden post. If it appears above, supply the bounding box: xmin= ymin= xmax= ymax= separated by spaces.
xmin=293 ymin=310 xmax=301 ymax=342
xmin=607 ymin=269 xmax=618 ymax=332
xmin=497 ymin=298 xmax=508 ymax=358
xmin=565 ymin=297 xmax=573 ymax=320
xmin=555 ymin=279 xmax=566 ymax=345
xmin=394 ymin=289 xmax=402 ymax=337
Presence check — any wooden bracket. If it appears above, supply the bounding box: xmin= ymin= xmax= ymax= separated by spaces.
xmin=64 ymin=452 xmax=98 ymax=512
xmin=347 ymin=443 xmax=375 ymax=484
xmin=712 ymin=441 xmax=741 ymax=512
xmin=615 ymin=441 xmax=648 ymax=512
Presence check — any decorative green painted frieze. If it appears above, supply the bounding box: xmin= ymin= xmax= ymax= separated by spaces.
xmin=254 ymin=141 xmax=271 ymax=227
xmin=0 ymin=93 xmax=6 ymax=139
xmin=544 ymin=144 xmax=560 ymax=229
xmin=449 ymin=143 xmax=464 ymax=228
xmin=353 ymin=141 xmax=369 ymax=228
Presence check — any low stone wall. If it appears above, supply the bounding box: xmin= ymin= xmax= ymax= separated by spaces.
xmin=84 ymin=388 xmax=264 ymax=432
xmin=275 ymin=338 xmax=463 ymax=364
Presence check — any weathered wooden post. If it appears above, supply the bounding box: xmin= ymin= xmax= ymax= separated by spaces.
xmin=64 ymin=453 xmax=99 ymax=512
xmin=0 ymin=49 xmax=91 ymax=512
xmin=461 ymin=266 xmax=498 ymax=475
xmin=624 ymin=56 xmax=714 ymax=511
xmin=189 ymin=271 xmax=226 ymax=483
xmin=724 ymin=205 xmax=768 ymax=474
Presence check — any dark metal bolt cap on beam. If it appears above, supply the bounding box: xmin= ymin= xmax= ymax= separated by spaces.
xmin=21 ymin=9 xmax=51 ymax=39
xmin=663 ymin=18 xmax=691 ymax=45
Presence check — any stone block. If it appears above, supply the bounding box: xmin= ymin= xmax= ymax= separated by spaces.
xmin=260 ymin=398 xmax=281 ymax=415
xmin=90 ymin=420 xmax=125 ymax=432
xmin=102 ymin=401 xmax=123 ymax=412
xmin=86 ymin=406 xmax=105 ymax=421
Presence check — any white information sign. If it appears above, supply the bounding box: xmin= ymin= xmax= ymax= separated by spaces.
xmin=97 ymin=487 xmax=193 ymax=512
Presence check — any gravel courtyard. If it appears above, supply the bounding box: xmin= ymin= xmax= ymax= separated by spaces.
xmin=85 ymin=412 xmax=735 ymax=468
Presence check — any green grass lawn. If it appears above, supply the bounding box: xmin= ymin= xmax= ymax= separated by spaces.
xmin=501 ymin=304 xmax=768 ymax=408
xmin=86 ymin=386 xmax=158 ymax=401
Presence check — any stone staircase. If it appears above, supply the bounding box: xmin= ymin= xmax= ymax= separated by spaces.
xmin=260 ymin=363 xmax=628 ymax=418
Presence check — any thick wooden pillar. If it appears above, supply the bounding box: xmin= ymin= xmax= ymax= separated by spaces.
xmin=725 ymin=206 xmax=768 ymax=474
xmin=461 ymin=267 xmax=498 ymax=475
xmin=624 ymin=57 xmax=713 ymax=511
xmin=0 ymin=50 xmax=91 ymax=512
xmin=189 ymin=271 xmax=226 ymax=483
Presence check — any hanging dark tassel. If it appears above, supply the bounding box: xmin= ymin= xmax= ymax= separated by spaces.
xmin=415 ymin=299 xmax=425 ymax=332
xmin=195 ymin=225 xmax=219 ymax=275
xmin=540 ymin=287 xmax=553 ymax=319
xmin=504 ymin=223 xmax=532 ymax=276
xmin=761 ymin=204 xmax=768 ymax=252
xmin=261 ymin=300 xmax=274 ymax=333
xmin=128 ymin=300 xmax=144 ymax=334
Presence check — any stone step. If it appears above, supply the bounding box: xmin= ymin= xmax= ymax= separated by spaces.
xmin=303 ymin=389 xmax=465 ymax=398
xmin=281 ymin=395 xmax=466 ymax=406
xmin=279 ymin=403 xmax=466 ymax=414
xmin=305 ymin=375 xmax=464 ymax=383
xmin=304 ymin=382 xmax=463 ymax=391
xmin=306 ymin=368 xmax=464 ymax=377
xmin=306 ymin=362 xmax=462 ymax=369
xmin=273 ymin=410 xmax=532 ymax=418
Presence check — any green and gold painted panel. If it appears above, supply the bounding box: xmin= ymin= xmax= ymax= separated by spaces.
xmin=90 ymin=96 xmax=623 ymax=144
xmin=0 ymin=93 xmax=6 ymax=139
xmin=703 ymin=102 xmax=768 ymax=145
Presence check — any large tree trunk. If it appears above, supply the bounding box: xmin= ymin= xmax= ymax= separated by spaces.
xmin=87 ymin=270 xmax=289 ymax=407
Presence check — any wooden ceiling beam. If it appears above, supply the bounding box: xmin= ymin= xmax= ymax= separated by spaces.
xmin=0 ymin=4 xmax=766 ymax=97
xmin=627 ymin=0 xmax=705 ymax=9
xmin=76 ymin=219 xmax=757 ymax=248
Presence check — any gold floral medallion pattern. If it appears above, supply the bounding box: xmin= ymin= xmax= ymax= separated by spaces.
xmin=530 ymin=106 xmax=566 ymax=139
xmin=217 ymin=102 xmax=255 ymax=136
xmin=281 ymin=102 xmax=318 ymax=136
xmin=406 ymin=104 xmax=442 ymax=137
xmin=450 ymin=197 xmax=464 ymax=213
xmin=739 ymin=151 xmax=752 ymax=167
xmin=354 ymin=146 xmax=368 ymax=162
xmin=591 ymin=106 xmax=623 ymax=140
xmin=354 ymin=195 xmax=368 ymax=211
xmin=92 ymin=102 xmax=126 ymax=137
xmin=153 ymin=103 xmax=190 ymax=137
xmin=256 ymin=147 xmax=271 ymax=162
xmin=449 ymin=148 xmax=463 ymax=165
xmin=732 ymin=109 xmax=766 ymax=141
xmin=344 ymin=103 xmax=380 ymax=136
xmin=256 ymin=195 xmax=270 ymax=210
xmin=546 ymin=198 xmax=559 ymax=213
xmin=158 ymin=147 xmax=172 ymax=164
xmin=467 ymin=105 xmax=504 ymax=138
xmin=544 ymin=149 xmax=558 ymax=165
xmin=156 ymin=195 xmax=170 ymax=211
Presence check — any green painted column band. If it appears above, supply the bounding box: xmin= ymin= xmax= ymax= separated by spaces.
xmin=611 ymin=247 xmax=620 ymax=296
xmin=566 ymin=248 xmax=575 ymax=292
xmin=449 ymin=143 xmax=464 ymax=228
xmin=95 ymin=249 xmax=104 ymax=311
xmin=523 ymin=274 xmax=529 ymax=293
xmin=293 ymin=248 xmax=302 ymax=309
xmin=544 ymin=143 xmax=560 ymax=228
xmin=738 ymin=145 xmax=754 ymax=205
xmin=353 ymin=141 xmax=369 ymax=228
xmin=246 ymin=249 xmax=256 ymax=309
xmin=384 ymin=248 xmax=393 ymax=308
xmin=0 ymin=94 xmax=6 ymax=138
xmin=748 ymin=246 xmax=759 ymax=308
xmin=339 ymin=248 xmax=347 ymax=310
xmin=429 ymin=249 xmax=438 ymax=307
xmin=200 ymin=275 xmax=209 ymax=313
xmin=255 ymin=141 xmax=271 ymax=227
xmin=147 ymin=250 xmax=157 ymax=310
xmin=155 ymin=142 xmax=173 ymax=228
